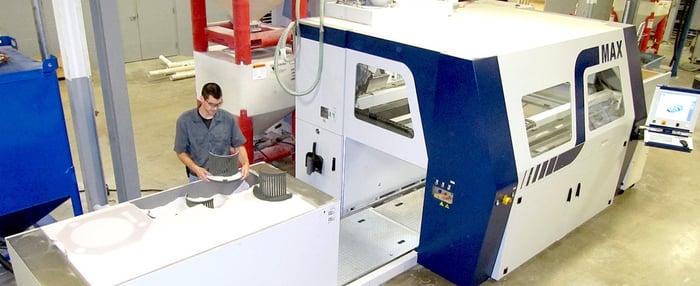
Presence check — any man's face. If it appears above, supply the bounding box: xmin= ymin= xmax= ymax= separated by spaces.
xmin=201 ymin=96 xmax=222 ymax=118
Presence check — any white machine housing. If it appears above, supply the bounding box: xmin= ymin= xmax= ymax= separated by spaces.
xmin=295 ymin=1 xmax=647 ymax=285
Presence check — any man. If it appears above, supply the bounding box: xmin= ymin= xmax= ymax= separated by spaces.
xmin=174 ymin=82 xmax=249 ymax=182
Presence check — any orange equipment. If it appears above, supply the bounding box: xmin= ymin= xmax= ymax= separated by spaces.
xmin=650 ymin=15 xmax=669 ymax=54
xmin=639 ymin=12 xmax=655 ymax=52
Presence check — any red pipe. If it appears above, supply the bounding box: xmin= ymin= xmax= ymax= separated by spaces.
xmin=206 ymin=24 xmax=290 ymax=49
xmin=639 ymin=12 xmax=655 ymax=53
xmin=651 ymin=15 xmax=668 ymax=54
xmin=292 ymin=0 xmax=308 ymax=20
xmin=196 ymin=0 xmax=294 ymax=60
xmin=233 ymin=0 xmax=252 ymax=65
xmin=239 ymin=109 xmax=254 ymax=164
xmin=190 ymin=0 xmax=208 ymax=52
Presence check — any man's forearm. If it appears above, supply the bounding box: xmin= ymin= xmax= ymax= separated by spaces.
xmin=237 ymin=146 xmax=249 ymax=165
xmin=176 ymin=152 xmax=199 ymax=171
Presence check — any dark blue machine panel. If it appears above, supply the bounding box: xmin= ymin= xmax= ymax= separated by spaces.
xmin=301 ymin=23 xmax=520 ymax=285
xmin=0 ymin=43 xmax=82 ymax=237
xmin=415 ymin=55 xmax=518 ymax=286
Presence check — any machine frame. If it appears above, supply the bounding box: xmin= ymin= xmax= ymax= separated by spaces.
xmin=294 ymin=1 xmax=646 ymax=285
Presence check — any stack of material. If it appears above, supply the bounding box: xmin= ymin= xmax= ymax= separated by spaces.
xmin=147 ymin=55 xmax=194 ymax=81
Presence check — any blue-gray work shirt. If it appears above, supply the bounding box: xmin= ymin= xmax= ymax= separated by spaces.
xmin=174 ymin=108 xmax=246 ymax=168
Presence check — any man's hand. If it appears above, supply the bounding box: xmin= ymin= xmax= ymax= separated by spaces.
xmin=177 ymin=152 xmax=210 ymax=182
xmin=234 ymin=146 xmax=250 ymax=179
xmin=193 ymin=165 xmax=211 ymax=182
xmin=240 ymin=162 xmax=250 ymax=179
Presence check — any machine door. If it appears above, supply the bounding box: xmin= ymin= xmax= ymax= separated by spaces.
xmin=567 ymin=65 xmax=631 ymax=228
xmin=492 ymin=81 xmax=576 ymax=279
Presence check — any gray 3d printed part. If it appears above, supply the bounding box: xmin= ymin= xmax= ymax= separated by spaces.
xmin=253 ymin=166 xmax=292 ymax=202
xmin=185 ymin=193 xmax=214 ymax=208
xmin=207 ymin=151 xmax=239 ymax=177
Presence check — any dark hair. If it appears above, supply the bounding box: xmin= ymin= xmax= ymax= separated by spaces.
xmin=201 ymin=82 xmax=222 ymax=100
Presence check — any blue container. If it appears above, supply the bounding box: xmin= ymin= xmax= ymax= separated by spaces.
xmin=0 ymin=37 xmax=82 ymax=237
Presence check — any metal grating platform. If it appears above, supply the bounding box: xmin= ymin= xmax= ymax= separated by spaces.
xmin=338 ymin=188 xmax=424 ymax=285
xmin=373 ymin=188 xmax=424 ymax=233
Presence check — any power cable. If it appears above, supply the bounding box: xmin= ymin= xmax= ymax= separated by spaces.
xmin=273 ymin=0 xmax=325 ymax=96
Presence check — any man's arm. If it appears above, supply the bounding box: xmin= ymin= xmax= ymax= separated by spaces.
xmin=231 ymin=146 xmax=250 ymax=179
xmin=177 ymin=152 xmax=210 ymax=182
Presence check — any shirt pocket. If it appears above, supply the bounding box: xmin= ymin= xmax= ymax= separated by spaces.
xmin=210 ymin=128 xmax=231 ymax=155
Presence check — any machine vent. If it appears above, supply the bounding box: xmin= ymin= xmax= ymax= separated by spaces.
xmin=576 ymin=183 xmax=581 ymax=197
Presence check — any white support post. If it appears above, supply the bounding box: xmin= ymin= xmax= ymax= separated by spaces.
xmin=52 ymin=0 xmax=108 ymax=210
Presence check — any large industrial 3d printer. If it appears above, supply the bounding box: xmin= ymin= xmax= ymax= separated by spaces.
xmin=295 ymin=1 xmax=646 ymax=285
xmin=6 ymin=1 xmax=661 ymax=285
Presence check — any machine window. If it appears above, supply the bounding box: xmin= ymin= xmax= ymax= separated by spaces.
xmin=587 ymin=67 xmax=625 ymax=130
xmin=522 ymin=83 xmax=573 ymax=157
xmin=354 ymin=63 xmax=414 ymax=138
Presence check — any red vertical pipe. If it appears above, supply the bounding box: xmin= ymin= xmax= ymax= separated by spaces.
xmin=292 ymin=0 xmax=308 ymax=20
xmin=234 ymin=0 xmax=251 ymax=65
xmin=239 ymin=109 xmax=254 ymax=164
xmin=191 ymin=0 xmax=208 ymax=52
xmin=302 ymin=0 xmax=308 ymax=18
xmin=639 ymin=12 xmax=655 ymax=52
xmin=652 ymin=15 xmax=668 ymax=54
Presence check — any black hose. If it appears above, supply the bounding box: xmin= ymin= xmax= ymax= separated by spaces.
xmin=0 ymin=254 xmax=12 ymax=274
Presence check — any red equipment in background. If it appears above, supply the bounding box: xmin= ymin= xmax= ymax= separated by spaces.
xmin=610 ymin=8 xmax=619 ymax=22
xmin=190 ymin=0 xmax=305 ymax=165
xmin=239 ymin=109 xmax=254 ymax=164
xmin=639 ymin=11 xmax=655 ymax=52
xmin=190 ymin=0 xmax=307 ymax=63
xmin=239 ymin=110 xmax=293 ymax=164
xmin=650 ymin=14 xmax=668 ymax=54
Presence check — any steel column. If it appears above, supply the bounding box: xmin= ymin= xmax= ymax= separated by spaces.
xmin=88 ymin=0 xmax=141 ymax=202
xmin=30 ymin=0 xmax=49 ymax=60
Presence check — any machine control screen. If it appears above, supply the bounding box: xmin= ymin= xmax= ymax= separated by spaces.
xmin=648 ymin=86 xmax=700 ymax=130
xmin=652 ymin=92 xmax=697 ymax=125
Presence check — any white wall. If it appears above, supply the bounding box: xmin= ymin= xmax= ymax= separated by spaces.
xmin=0 ymin=0 xmax=95 ymax=62
xmin=0 ymin=0 xmax=231 ymax=61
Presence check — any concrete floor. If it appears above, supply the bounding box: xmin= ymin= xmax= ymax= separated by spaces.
xmin=2 ymin=40 xmax=700 ymax=285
